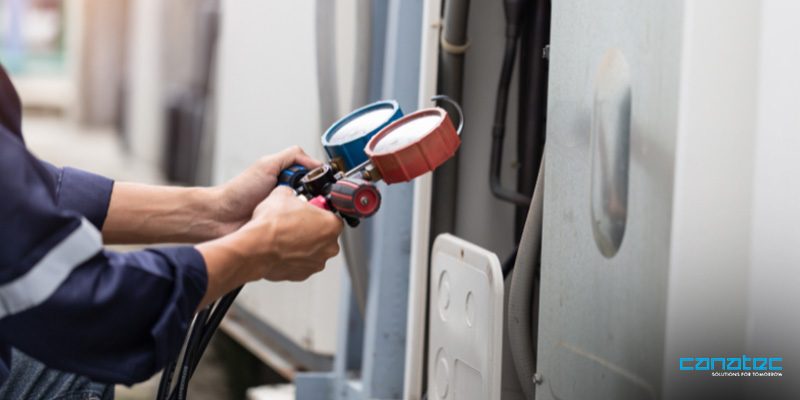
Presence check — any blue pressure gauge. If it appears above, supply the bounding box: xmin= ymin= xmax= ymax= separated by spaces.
xmin=322 ymin=100 xmax=403 ymax=171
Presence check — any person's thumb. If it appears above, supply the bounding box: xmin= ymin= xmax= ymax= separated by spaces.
xmin=270 ymin=185 xmax=296 ymax=198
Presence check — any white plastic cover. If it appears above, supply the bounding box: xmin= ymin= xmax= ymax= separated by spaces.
xmin=427 ymin=234 xmax=504 ymax=400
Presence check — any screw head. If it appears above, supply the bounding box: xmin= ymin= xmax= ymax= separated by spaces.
xmin=533 ymin=373 xmax=543 ymax=385
xmin=360 ymin=196 xmax=369 ymax=206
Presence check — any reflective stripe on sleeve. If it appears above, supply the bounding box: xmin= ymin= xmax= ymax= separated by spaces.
xmin=0 ymin=218 xmax=103 ymax=319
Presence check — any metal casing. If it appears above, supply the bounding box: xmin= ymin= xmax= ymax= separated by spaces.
xmin=365 ymin=108 xmax=460 ymax=184
xmin=322 ymin=100 xmax=403 ymax=171
xmin=536 ymin=1 xmax=684 ymax=399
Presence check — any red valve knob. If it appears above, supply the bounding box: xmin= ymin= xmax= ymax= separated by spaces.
xmin=329 ymin=178 xmax=381 ymax=218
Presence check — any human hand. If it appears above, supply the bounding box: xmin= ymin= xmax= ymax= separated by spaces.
xmin=210 ymin=146 xmax=322 ymax=236
xmin=196 ymin=185 xmax=343 ymax=305
xmin=238 ymin=186 xmax=343 ymax=281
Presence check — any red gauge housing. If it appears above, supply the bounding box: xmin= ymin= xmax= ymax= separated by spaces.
xmin=364 ymin=108 xmax=460 ymax=184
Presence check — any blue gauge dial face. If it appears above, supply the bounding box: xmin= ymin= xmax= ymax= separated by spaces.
xmin=328 ymin=107 xmax=397 ymax=145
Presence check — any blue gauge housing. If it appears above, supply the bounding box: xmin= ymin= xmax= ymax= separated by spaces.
xmin=322 ymin=100 xmax=403 ymax=171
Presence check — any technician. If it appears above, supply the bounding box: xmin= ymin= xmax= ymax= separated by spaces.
xmin=0 ymin=65 xmax=343 ymax=399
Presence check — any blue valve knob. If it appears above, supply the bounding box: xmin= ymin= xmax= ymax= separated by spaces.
xmin=278 ymin=164 xmax=309 ymax=189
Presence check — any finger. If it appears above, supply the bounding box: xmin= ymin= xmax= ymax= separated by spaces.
xmin=324 ymin=242 xmax=340 ymax=258
xmin=309 ymin=204 xmax=345 ymax=234
xmin=308 ymin=260 xmax=327 ymax=274
xmin=325 ymin=213 xmax=344 ymax=235
xmin=313 ymin=262 xmax=327 ymax=273
xmin=287 ymin=274 xmax=311 ymax=282
xmin=294 ymin=152 xmax=323 ymax=170
xmin=286 ymin=263 xmax=323 ymax=281
xmin=270 ymin=185 xmax=297 ymax=198
xmin=276 ymin=146 xmax=322 ymax=172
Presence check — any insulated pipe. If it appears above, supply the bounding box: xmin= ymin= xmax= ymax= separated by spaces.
xmin=431 ymin=0 xmax=472 ymax=237
xmin=501 ymin=272 xmax=526 ymax=396
xmin=439 ymin=0 xmax=471 ymax=103
xmin=508 ymin=157 xmax=544 ymax=399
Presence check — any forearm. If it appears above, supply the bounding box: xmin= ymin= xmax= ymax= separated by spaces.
xmin=195 ymin=236 xmax=260 ymax=309
xmin=103 ymin=182 xmax=228 ymax=244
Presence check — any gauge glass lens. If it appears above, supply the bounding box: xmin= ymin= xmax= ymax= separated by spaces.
xmin=328 ymin=108 xmax=396 ymax=145
xmin=372 ymin=115 xmax=441 ymax=154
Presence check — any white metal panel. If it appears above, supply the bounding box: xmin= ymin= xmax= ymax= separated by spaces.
xmin=665 ymin=1 xmax=800 ymax=398
xmin=427 ymin=234 xmax=504 ymax=400
xmin=542 ymin=0 xmax=800 ymax=399
xmin=538 ymin=0 xmax=683 ymax=398
xmin=745 ymin=1 xmax=800 ymax=398
xmin=662 ymin=1 xmax=759 ymax=398
xmin=213 ymin=0 xmax=342 ymax=355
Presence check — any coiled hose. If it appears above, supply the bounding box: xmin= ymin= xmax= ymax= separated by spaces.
xmin=508 ymin=157 xmax=544 ymax=399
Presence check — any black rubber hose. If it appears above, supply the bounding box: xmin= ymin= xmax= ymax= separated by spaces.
xmin=187 ymin=287 xmax=242 ymax=379
xmin=156 ymin=359 xmax=177 ymax=400
xmin=160 ymin=287 xmax=243 ymax=400
xmin=490 ymin=34 xmax=531 ymax=206
xmin=175 ymin=289 xmax=242 ymax=400
xmin=158 ymin=308 xmax=209 ymax=400
xmin=177 ymin=309 xmax=211 ymax=400
xmin=490 ymin=0 xmax=533 ymax=206
xmin=514 ymin=0 xmax=550 ymax=239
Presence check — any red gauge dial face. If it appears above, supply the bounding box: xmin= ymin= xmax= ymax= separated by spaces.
xmin=370 ymin=114 xmax=442 ymax=154
xmin=365 ymin=108 xmax=461 ymax=184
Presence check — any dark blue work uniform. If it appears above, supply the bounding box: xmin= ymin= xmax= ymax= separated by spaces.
xmin=0 ymin=66 xmax=207 ymax=386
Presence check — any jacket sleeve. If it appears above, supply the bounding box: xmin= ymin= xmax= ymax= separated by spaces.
xmin=0 ymin=128 xmax=208 ymax=385
xmin=40 ymin=161 xmax=114 ymax=230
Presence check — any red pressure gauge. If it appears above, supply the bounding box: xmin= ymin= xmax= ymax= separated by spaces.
xmin=365 ymin=105 xmax=461 ymax=184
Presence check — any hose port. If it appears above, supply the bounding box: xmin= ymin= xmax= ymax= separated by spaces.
xmin=301 ymin=164 xmax=337 ymax=196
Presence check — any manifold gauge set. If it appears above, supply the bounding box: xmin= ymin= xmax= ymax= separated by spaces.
xmin=157 ymin=97 xmax=464 ymax=400
xmin=279 ymin=95 xmax=464 ymax=226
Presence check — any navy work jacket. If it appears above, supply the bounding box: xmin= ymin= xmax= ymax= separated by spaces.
xmin=0 ymin=66 xmax=207 ymax=386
